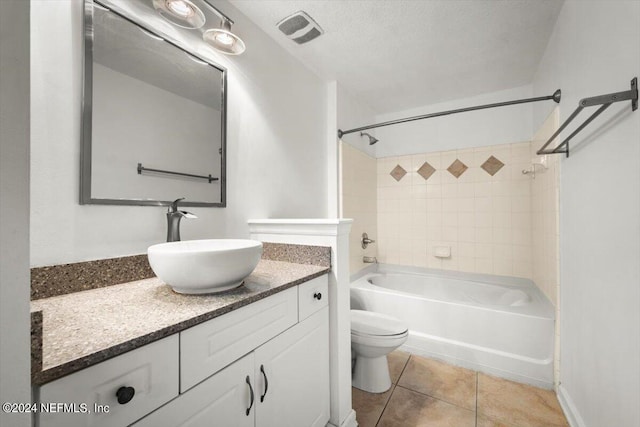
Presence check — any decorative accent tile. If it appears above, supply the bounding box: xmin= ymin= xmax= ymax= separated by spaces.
xmin=417 ymin=162 xmax=436 ymax=181
xmin=481 ymin=155 xmax=505 ymax=176
xmin=390 ymin=164 xmax=407 ymax=181
xmin=447 ymin=159 xmax=468 ymax=178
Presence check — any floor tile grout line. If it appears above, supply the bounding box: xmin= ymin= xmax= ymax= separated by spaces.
xmin=395 ymin=354 xmax=411 ymax=384
xmin=475 ymin=372 xmax=479 ymax=427
xmin=375 ymin=354 xmax=410 ymax=427
xmin=395 ymin=354 xmax=477 ymax=413
xmin=394 ymin=384 xmax=476 ymax=413
xmin=375 ymin=383 xmax=397 ymax=427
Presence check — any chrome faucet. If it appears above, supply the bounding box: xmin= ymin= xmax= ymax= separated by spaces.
xmin=166 ymin=198 xmax=197 ymax=242
xmin=361 ymin=232 xmax=376 ymax=249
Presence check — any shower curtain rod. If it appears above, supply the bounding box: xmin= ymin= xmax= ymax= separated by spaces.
xmin=337 ymin=89 xmax=562 ymax=138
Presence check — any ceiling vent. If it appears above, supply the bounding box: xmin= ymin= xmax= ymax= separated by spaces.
xmin=276 ymin=11 xmax=324 ymax=44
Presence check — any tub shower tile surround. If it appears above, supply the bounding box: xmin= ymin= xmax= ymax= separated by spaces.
xmin=30 ymin=243 xmax=330 ymax=384
xmin=376 ymin=142 xmax=535 ymax=278
xmin=340 ymin=142 xmax=378 ymax=275
xmin=530 ymin=108 xmax=561 ymax=388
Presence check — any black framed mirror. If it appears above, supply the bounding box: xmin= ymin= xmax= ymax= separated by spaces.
xmin=80 ymin=0 xmax=226 ymax=207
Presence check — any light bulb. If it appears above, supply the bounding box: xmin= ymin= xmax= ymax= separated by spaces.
xmin=215 ymin=32 xmax=234 ymax=46
xmin=166 ymin=0 xmax=193 ymax=18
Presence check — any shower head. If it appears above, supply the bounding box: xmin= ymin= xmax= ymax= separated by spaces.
xmin=360 ymin=132 xmax=378 ymax=145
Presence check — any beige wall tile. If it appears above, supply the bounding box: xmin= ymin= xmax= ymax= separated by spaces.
xmin=346 ymin=139 xmax=559 ymax=287
xmin=341 ymin=142 xmax=378 ymax=275
xmin=530 ymin=109 xmax=561 ymax=388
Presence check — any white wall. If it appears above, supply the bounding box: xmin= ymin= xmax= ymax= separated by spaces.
xmin=337 ymin=83 xmax=378 ymax=159
xmin=30 ymin=0 xmax=328 ymax=266
xmin=0 ymin=0 xmax=31 ymax=425
xmin=374 ymin=85 xmax=537 ymax=157
xmin=532 ymin=2 xmax=640 ymax=426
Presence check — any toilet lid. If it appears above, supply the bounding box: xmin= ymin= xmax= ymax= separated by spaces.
xmin=351 ymin=310 xmax=408 ymax=336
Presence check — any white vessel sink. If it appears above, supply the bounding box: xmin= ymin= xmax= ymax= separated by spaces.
xmin=147 ymin=239 xmax=263 ymax=294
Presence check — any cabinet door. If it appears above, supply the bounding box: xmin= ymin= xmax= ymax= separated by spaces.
xmin=254 ymin=307 xmax=329 ymax=427
xmin=133 ymin=353 xmax=256 ymax=427
xmin=180 ymin=287 xmax=298 ymax=392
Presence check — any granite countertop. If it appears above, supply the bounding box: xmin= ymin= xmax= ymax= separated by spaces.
xmin=31 ymin=259 xmax=329 ymax=385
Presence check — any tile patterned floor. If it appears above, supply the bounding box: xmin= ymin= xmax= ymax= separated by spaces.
xmin=352 ymin=351 xmax=569 ymax=427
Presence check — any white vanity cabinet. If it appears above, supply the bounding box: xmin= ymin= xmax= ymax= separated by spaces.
xmin=133 ymin=307 xmax=329 ymax=427
xmin=254 ymin=307 xmax=329 ymax=427
xmin=132 ymin=352 xmax=256 ymax=427
xmin=179 ymin=286 xmax=299 ymax=392
xmin=35 ymin=275 xmax=329 ymax=427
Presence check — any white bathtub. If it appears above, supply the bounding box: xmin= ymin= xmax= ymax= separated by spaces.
xmin=350 ymin=264 xmax=555 ymax=388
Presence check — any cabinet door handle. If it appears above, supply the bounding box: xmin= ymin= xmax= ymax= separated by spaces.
xmin=314 ymin=292 xmax=322 ymax=300
xmin=245 ymin=376 xmax=254 ymax=416
xmin=115 ymin=386 xmax=135 ymax=404
xmin=259 ymin=364 xmax=269 ymax=402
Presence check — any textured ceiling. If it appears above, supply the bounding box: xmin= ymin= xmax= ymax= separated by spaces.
xmin=229 ymin=0 xmax=564 ymax=113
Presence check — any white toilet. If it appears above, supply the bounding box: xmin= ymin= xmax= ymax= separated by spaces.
xmin=351 ymin=309 xmax=408 ymax=393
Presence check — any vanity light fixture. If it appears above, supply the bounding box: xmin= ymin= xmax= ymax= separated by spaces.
xmin=203 ymin=19 xmax=246 ymax=55
xmin=151 ymin=0 xmax=246 ymax=55
xmin=153 ymin=0 xmax=206 ymax=29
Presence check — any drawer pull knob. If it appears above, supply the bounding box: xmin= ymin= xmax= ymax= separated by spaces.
xmin=246 ymin=376 xmax=254 ymax=416
xmin=260 ymin=364 xmax=269 ymax=402
xmin=313 ymin=292 xmax=322 ymax=300
xmin=116 ymin=386 xmax=135 ymax=404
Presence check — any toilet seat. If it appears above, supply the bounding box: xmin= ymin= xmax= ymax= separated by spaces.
xmin=351 ymin=330 xmax=408 ymax=347
xmin=351 ymin=309 xmax=408 ymax=337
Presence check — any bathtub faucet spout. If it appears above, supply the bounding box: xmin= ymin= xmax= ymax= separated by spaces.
xmin=363 ymin=256 xmax=378 ymax=263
